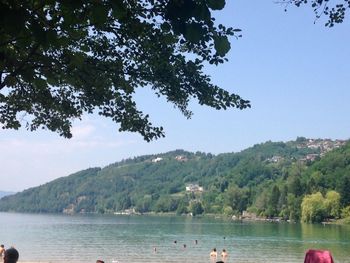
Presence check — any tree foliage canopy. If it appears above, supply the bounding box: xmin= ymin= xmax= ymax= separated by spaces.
xmin=301 ymin=190 xmax=341 ymax=223
xmin=282 ymin=0 xmax=350 ymax=27
xmin=0 ymin=0 xmax=250 ymax=140
xmin=1 ymin=1 xmax=348 ymax=140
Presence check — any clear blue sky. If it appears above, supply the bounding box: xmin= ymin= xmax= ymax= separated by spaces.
xmin=1 ymin=1 xmax=349 ymax=192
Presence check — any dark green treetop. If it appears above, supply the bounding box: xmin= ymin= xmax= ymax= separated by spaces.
xmin=0 ymin=0 xmax=249 ymax=141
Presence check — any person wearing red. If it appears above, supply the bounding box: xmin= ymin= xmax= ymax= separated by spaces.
xmin=304 ymin=249 xmax=334 ymax=263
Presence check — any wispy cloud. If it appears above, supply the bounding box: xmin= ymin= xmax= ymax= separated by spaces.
xmin=71 ymin=124 xmax=95 ymax=139
xmin=0 ymin=136 xmax=137 ymax=156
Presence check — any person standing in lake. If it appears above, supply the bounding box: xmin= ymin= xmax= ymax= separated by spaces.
xmin=0 ymin=245 xmax=5 ymax=258
xmin=221 ymin=249 xmax=228 ymax=262
xmin=3 ymin=247 xmax=19 ymax=263
xmin=210 ymin=248 xmax=217 ymax=260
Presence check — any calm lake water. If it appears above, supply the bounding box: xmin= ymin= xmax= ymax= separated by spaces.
xmin=0 ymin=212 xmax=349 ymax=263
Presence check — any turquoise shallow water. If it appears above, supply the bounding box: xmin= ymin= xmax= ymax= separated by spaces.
xmin=0 ymin=212 xmax=349 ymax=263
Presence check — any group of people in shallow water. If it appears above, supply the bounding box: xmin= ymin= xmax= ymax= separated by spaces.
xmin=210 ymin=248 xmax=229 ymax=263
xmin=156 ymin=240 xmax=229 ymax=263
xmin=0 ymin=244 xmax=19 ymax=263
xmin=1 ymin=242 xmax=228 ymax=263
xmin=96 ymin=240 xmax=229 ymax=263
xmin=2 ymin=241 xmax=228 ymax=263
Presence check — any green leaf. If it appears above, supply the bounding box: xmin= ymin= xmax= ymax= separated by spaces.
xmin=185 ymin=23 xmax=203 ymax=43
xmin=91 ymin=4 xmax=109 ymax=24
xmin=46 ymin=30 xmax=59 ymax=48
xmin=33 ymin=78 xmax=48 ymax=90
xmin=4 ymin=75 xmax=17 ymax=87
xmin=1 ymin=7 xmax=26 ymax=33
xmin=161 ymin=22 xmax=171 ymax=32
xmin=207 ymin=0 xmax=226 ymax=10
xmin=32 ymin=21 xmax=47 ymax=44
xmin=70 ymin=53 xmax=85 ymax=67
xmin=111 ymin=1 xmax=128 ymax=20
xmin=193 ymin=4 xmax=211 ymax=22
xmin=214 ymin=35 xmax=230 ymax=57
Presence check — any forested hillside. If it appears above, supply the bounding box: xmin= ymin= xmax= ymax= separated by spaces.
xmin=0 ymin=191 xmax=15 ymax=199
xmin=1 ymin=138 xmax=349 ymax=223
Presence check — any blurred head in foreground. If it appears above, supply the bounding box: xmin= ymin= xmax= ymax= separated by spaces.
xmin=4 ymin=247 xmax=19 ymax=263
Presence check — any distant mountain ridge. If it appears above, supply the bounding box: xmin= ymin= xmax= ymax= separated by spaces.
xmin=0 ymin=138 xmax=349 ymax=223
xmin=0 ymin=191 xmax=15 ymax=199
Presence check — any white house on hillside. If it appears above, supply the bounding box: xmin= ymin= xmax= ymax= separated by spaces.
xmin=185 ymin=184 xmax=204 ymax=192
xmin=152 ymin=157 xmax=163 ymax=163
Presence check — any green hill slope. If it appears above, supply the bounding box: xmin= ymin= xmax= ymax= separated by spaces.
xmin=1 ymin=139 xmax=349 ymax=222
xmin=0 ymin=191 xmax=15 ymax=199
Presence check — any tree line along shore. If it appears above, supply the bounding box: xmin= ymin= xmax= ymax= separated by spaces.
xmin=1 ymin=138 xmax=350 ymax=224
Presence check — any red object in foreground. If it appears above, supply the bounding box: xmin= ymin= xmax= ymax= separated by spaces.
xmin=304 ymin=249 xmax=334 ymax=263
